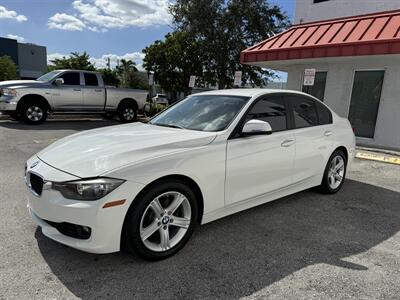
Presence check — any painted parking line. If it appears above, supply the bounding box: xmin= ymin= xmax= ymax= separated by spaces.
xmin=355 ymin=152 xmax=400 ymax=165
xmin=33 ymin=138 xmax=58 ymax=144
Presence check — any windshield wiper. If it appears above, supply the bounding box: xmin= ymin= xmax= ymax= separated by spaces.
xmin=150 ymin=123 xmax=185 ymax=129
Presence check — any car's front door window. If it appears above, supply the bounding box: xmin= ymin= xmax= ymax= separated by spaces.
xmin=244 ymin=96 xmax=288 ymax=132
xmin=58 ymin=72 xmax=81 ymax=86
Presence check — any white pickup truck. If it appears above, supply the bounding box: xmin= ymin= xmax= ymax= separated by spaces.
xmin=0 ymin=69 xmax=148 ymax=124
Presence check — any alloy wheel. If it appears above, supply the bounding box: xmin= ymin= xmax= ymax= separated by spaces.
xmin=123 ymin=108 xmax=135 ymax=121
xmin=328 ymin=155 xmax=345 ymax=189
xmin=26 ymin=106 xmax=44 ymax=122
xmin=140 ymin=191 xmax=191 ymax=252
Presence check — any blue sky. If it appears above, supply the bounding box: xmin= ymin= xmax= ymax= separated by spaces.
xmin=0 ymin=0 xmax=295 ymax=69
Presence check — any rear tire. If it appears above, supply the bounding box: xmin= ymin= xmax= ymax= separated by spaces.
xmin=20 ymin=101 xmax=48 ymax=125
xmin=318 ymin=149 xmax=347 ymax=194
xmin=123 ymin=180 xmax=198 ymax=260
xmin=118 ymin=102 xmax=137 ymax=123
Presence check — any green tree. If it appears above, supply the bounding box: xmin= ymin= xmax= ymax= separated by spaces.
xmin=99 ymin=68 xmax=120 ymax=87
xmin=143 ymin=31 xmax=204 ymax=95
xmin=0 ymin=56 xmax=18 ymax=81
xmin=48 ymin=51 xmax=96 ymax=71
xmin=116 ymin=59 xmax=138 ymax=88
xmin=169 ymin=0 xmax=289 ymax=88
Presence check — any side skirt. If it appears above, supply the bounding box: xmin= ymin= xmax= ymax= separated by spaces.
xmin=201 ymin=175 xmax=321 ymax=225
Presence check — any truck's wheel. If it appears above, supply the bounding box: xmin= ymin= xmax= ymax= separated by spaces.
xmin=118 ymin=103 xmax=137 ymax=123
xmin=20 ymin=101 xmax=48 ymax=125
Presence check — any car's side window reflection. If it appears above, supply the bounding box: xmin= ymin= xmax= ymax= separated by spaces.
xmin=287 ymin=96 xmax=318 ymax=128
xmin=245 ymin=96 xmax=287 ymax=132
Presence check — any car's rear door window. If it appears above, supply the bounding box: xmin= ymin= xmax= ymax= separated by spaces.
xmin=315 ymin=101 xmax=332 ymax=125
xmin=84 ymin=73 xmax=99 ymax=86
xmin=287 ymin=96 xmax=318 ymax=128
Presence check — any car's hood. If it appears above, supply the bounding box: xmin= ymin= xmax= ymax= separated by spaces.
xmin=0 ymin=80 xmax=44 ymax=89
xmin=37 ymin=122 xmax=217 ymax=178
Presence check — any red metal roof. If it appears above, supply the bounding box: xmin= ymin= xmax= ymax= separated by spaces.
xmin=241 ymin=9 xmax=400 ymax=64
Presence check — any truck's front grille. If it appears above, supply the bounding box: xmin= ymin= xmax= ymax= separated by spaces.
xmin=29 ymin=172 xmax=44 ymax=196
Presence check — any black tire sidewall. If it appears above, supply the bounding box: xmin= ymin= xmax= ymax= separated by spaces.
xmin=124 ymin=180 xmax=198 ymax=260
xmin=321 ymin=150 xmax=347 ymax=194
xmin=20 ymin=102 xmax=47 ymax=125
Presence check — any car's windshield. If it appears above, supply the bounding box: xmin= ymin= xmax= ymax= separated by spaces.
xmin=36 ymin=70 xmax=63 ymax=82
xmin=149 ymin=94 xmax=250 ymax=132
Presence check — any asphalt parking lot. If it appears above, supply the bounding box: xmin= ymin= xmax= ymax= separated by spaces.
xmin=1 ymin=117 xmax=400 ymax=300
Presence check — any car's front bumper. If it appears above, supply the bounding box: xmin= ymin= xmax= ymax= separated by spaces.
xmin=0 ymin=97 xmax=18 ymax=112
xmin=26 ymin=156 xmax=145 ymax=254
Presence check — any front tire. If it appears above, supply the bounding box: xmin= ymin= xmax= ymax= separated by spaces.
xmin=319 ymin=150 xmax=347 ymax=194
xmin=20 ymin=101 xmax=47 ymax=125
xmin=118 ymin=103 xmax=137 ymax=123
xmin=123 ymin=180 xmax=198 ymax=260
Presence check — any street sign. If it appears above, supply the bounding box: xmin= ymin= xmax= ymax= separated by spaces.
xmin=148 ymin=74 xmax=154 ymax=86
xmin=234 ymin=71 xmax=242 ymax=86
xmin=303 ymin=68 xmax=316 ymax=86
xmin=188 ymin=75 xmax=196 ymax=88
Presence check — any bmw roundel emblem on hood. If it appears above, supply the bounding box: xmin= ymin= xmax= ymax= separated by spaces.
xmin=30 ymin=161 xmax=39 ymax=169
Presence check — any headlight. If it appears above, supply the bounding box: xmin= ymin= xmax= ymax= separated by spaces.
xmin=52 ymin=178 xmax=125 ymax=200
xmin=1 ymin=88 xmax=18 ymax=97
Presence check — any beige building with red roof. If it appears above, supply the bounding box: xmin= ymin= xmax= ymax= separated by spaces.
xmin=242 ymin=2 xmax=400 ymax=150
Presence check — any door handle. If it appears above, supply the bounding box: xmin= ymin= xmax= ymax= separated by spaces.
xmin=324 ymin=130 xmax=333 ymax=136
xmin=281 ymin=139 xmax=295 ymax=147
xmin=73 ymin=88 xmax=81 ymax=91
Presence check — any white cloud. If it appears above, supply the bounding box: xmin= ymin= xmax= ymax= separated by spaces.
xmin=6 ymin=34 xmax=25 ymax=42
xmin=47 ymin=52 xmax=145 ymax=70
xmin=48 ymin=0 xmax=171 ymax=32
xmin=48 ymin=13 xmax=86 ymax=31
xmin=47 ymin=53 xmax=67 ymax=64
xmin=0 ymin=5 xmax=27 ymax=22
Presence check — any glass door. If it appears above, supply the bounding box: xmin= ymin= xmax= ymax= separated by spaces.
xmin=348 ymin=70 xmax=384 ymax=138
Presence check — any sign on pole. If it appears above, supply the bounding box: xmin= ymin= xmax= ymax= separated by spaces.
xmin=188 ymin=75 xmax=196 ymax=88
xmin=234 ymin=71 xmax=242 ymax=86
xmin=148 ymin=74 xmax=154 ymax=86
xmin=303 ymin=68 xmax=316 ymax=86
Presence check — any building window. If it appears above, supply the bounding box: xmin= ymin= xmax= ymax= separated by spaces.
xmin=302 ymin=71 xmax=327 ymax=101
xmin=348 ymin=70 xmax=385 ymax=139
xmin=313 ymin=0 xmax=330 ymax=3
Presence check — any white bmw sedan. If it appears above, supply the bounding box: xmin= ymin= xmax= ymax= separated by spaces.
xmin=26 ymin=89 xmax=355 ymax=260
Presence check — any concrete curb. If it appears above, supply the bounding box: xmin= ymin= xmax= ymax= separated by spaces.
xmin=355 ymin=150 xmax=400 ymax=166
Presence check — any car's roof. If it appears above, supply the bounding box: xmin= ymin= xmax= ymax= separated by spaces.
xmin=194 ymin=88 xmax=311 ymax=98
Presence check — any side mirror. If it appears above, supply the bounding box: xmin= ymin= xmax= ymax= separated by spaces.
xmin=54 ymin=78 xmax=64 ymax=86
xmin=242 ymin=119 xmax=272 ymax=135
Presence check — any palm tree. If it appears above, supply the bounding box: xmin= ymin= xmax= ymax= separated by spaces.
xmin=117 ymin=59 xmax=138 ymax=87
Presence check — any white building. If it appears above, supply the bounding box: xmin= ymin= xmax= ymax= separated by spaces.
xmin=295 ymin=0 xmax=400 ymax=24
xmin=241 ymin=2 xmax=400 ymax=150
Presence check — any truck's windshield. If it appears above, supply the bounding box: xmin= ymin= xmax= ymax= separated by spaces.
xmin=36 ymin=70 xmax=63 ymax=82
